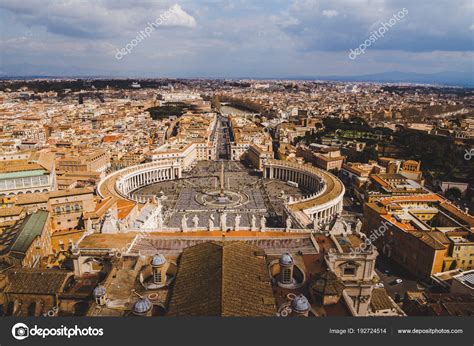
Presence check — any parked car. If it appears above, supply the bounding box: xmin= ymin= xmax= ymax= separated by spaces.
xmin=389 ymin=279 xmax=403 ymax=286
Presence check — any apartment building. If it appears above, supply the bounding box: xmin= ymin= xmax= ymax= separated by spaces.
xmin=296 ymin=144 xmax=345 ymax=172
xmin=0 ymin=210 xmax=52 ymax=268
xmin=229 ymin=116 xmax=272 ymax=161
xmin=57 ymin=149 xmax=110 ymax=173
xmin=363 ymin=194 xmax=474 ymax=280
xmin=15 ymin=188 xmax=96 ymax=233
xmin=0 ymin=152 xmax=56 ymax=196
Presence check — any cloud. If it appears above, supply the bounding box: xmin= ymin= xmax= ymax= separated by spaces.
xmin=165 ymin=4 xmax=196 ymax=28
xmin=284 ymin=0 xmax=474 ymax=52
xmin=0 ymin=1 xmax=196 ymax=39
xmin=322 ymin=10 xmax=338 ymax=18
xmin=0 ymin=0 xmax=472 ymax=78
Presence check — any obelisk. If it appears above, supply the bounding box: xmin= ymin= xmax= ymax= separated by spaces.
xmin=219 ymin=161 xmax=225 ymax=197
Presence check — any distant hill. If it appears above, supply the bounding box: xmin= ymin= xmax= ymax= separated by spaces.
xmin=310 ymin=71 xmax=474 ymax=87
xmin=1 ymin=64 xmax=472 ymax=87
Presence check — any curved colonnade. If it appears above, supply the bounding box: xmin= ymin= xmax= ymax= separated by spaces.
xmin=263 ymin=159 xmax=345 ymax=226
xmin=98 ymin=158 xmax=344 ymax=228
xmin=97 ymin=159 xmax=181 ymax=202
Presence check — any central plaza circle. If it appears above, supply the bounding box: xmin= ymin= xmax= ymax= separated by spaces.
xmin=131 ymin=161 xmax=308 ymax=229
xmin=197 ymin=189 xmax=249 ymax=208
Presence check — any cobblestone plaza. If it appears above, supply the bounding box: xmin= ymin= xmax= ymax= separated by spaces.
xmin=134 ymin=160 xmax=308 ymax=229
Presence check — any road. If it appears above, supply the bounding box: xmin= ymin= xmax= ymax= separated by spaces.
xmin=215 ymin=114 xmax=230 ymax=160
xmin=375 ymin=255 xmax=427 ymax=302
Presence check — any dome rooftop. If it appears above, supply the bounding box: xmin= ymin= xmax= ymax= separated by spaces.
xmin=279 ymin=252 xmax=294 ymax=265
xmin=133 ymin=297 xmax=153 ymax=315
xmin=151 ymin=254 xmax=166 ymax=266
xmin=291 ymin=294 xmax=310 ymax=312
xmin=93 ymin=285 xmax=106 ymax=297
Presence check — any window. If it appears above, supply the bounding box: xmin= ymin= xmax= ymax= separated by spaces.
xmin=343 ymin=267 xmax=356 ymax=276
xmin=282 ymin=268 xmax=292 ymax=283
xmin=154 ymin=271 xmax=162 ymax=283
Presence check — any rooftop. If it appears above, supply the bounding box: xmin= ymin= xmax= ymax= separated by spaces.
xmin=167 ymin=241 xmax=277 ymax=316
xmin=6 ymin=268 xmax=70 ymax=295
xmin=453 ymin=270 xmax=474 ymax=289
xmin=10 ymin=210 xmax=49 ymax=257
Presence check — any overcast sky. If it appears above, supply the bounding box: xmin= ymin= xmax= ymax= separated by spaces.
xmin=0 ymin=0 xmax=473 ymax=78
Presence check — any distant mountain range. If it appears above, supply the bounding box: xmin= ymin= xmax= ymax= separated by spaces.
xmin=1 ymin=63 xmax=472 ymax=87
xmin=310 ymin=71 xmax=474 ymax=87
